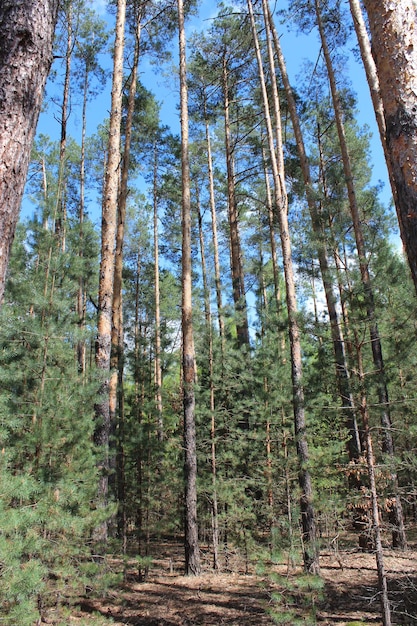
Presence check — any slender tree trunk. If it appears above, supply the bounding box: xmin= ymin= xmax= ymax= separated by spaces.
xmin=94 ymin=0 xmax=126 ymax=546
xmin=356 ymin=341 xmax=392 ymax=626
xmin=178 ymin=0 xmax=201 ymax=576
xmin=222 ymin=55 xmax=250 ymax=348
xmin=153 ymin=143 xmax=164 ymax=442
xmin=361 ymin=0 xmax=417 ymax=295
xmin=108 ymin=13 xmax=142 ymax=539
xmin=54 ymin=4 xmax=73 ymax=252
xmin=315 ymin=0 xmax=406 ymax=550
xmin=249 ymin=0 xmax=319 ymax=574
xmin=267 ymin=0 xmax=360 ymax=460
xmin=204 ymin=108 xmax=225 ymax=346
xmin=77 ymin=64 xmax=89 ymax=376
xmin=196 ymin=183 xmax=219 ymax=571
xmin=0 ymin=0 xmax=59 ymax=304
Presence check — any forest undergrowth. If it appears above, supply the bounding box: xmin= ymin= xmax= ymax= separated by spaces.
xmin=42 ymin=529 xmax=417 ymax=626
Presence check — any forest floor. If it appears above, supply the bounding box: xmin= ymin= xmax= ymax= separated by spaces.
xmin=64 ymin=535 xmax=417 ymax=626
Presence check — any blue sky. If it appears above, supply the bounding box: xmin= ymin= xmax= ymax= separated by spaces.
xmin=27 ymin=0 xmax=394 ymax=236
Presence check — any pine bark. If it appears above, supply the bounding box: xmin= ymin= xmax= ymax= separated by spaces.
xmin=0 ymin=0 xmax=59 ymax=304
xmin=178 ymin=0 xmax=201 ymax=577
xmin=249 ymin=0 xmax=319 ymax=574
xmin=94 ymin=0 xmax=126 ymax=545
xmin=362 ymin=0 xmax=417 ymax=294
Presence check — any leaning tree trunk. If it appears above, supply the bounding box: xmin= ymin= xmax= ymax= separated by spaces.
xmin=178 ymin=0 xmax=201 ymax=577
xmin=0 ymin=0 xmax=59 ymax=304
xmin=248 ymin=0 xmax=319 ymax=574
xmin=267 ymin=1 xmax=360 ymax=462
xmin=315 ymin=0 xmax=406 ymax=551
xmin=94 ymin=0 xmax=126 ymax=547
xmin=361 ymin=0 xmax=417 ymax=295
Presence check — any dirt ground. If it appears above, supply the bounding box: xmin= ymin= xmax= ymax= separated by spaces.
xmin=68 ymin=540 xmax=417 ymax=626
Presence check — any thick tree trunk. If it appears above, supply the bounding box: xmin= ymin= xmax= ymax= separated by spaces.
xmin=362 ymin=0 xmax=417 ymax=295
xmin=0 ymin=0 xmax=59 ymax=304
xmin=94 ymin=0 xmax=126 ymax=546
xmin=178 ymin=0 xmax=201 ymax=577
xmin=249 ymin=0 xmax=319 ymax=574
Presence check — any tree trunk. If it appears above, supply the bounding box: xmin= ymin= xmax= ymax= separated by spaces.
xmin=315 ymin=0 xmax=406 ymax=551
xmin=178 ymin=0 xmax=201 ymax=577
xmin=267 ymin=1 xmax=360 ymax=461
xmin=196 ymin=182 xmax=220 ymax=571
xmin=54 ymin=3 xmax=72 ymax=252
xmin=94 ymin=0 xmax=126 ymax=546
xmin=222 ymin=55 xmax=250 ymax=348
xmin=204 ymin=107 xmax=225 ymax=346
xmin=108 ymin=13 xmax=142 ymax=538
xmin=361 ymin=0 xmax=417 ymax=295
xmin=153 ymin=143 xmax=164 ymax=443
xmin=249 ymin=0 xmax=319 ymax=574
xmin=0 ymin=0 xmax=59 ymax=304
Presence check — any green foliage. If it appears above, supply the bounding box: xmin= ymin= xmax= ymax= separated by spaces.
xmin=0 ymin=176 xmax=102 ymax=621
xmin=268 ymin=570 xmax=324 ymax=625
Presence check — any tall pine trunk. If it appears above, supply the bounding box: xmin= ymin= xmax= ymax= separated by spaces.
xmin=248 ymin=0 xmax=319 ymax=574
xmin=178 ymin=0 xmax=201 ymax=576
xmin=0 ymin=0 xmax=59 ymax=303
xmin=94 ymin=0 xmax=126 ymax=546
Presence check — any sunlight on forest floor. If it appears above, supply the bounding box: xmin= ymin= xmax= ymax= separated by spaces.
xmin=57 ymin=534 xmax=417 ymax=626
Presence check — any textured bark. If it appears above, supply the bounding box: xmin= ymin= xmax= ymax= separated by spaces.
xmin=362 ymin=0 xmax=417 ymax=294
xmin=94 ymin=0 xmax=126 ymax=546
xmin=0 ymin=0 xmax=59 ymax=303
xmin=249 ymin=0 xmax=319 ymax=574
xmin=178 ymin=0 xmax=201 ymax=577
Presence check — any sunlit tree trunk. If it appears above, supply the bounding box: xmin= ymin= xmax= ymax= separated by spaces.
xmin=0 ymin=0 xmax=59 ymax=304
xmin=249 ymin=0 xmax=319 ymax=574
xmin=178 ymin=0 xmax=201 ymax=576
xmin=94 ymin=0 xmax=126 ymax=546
xmin=362 ymin=0 xmax=417 ymax=295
